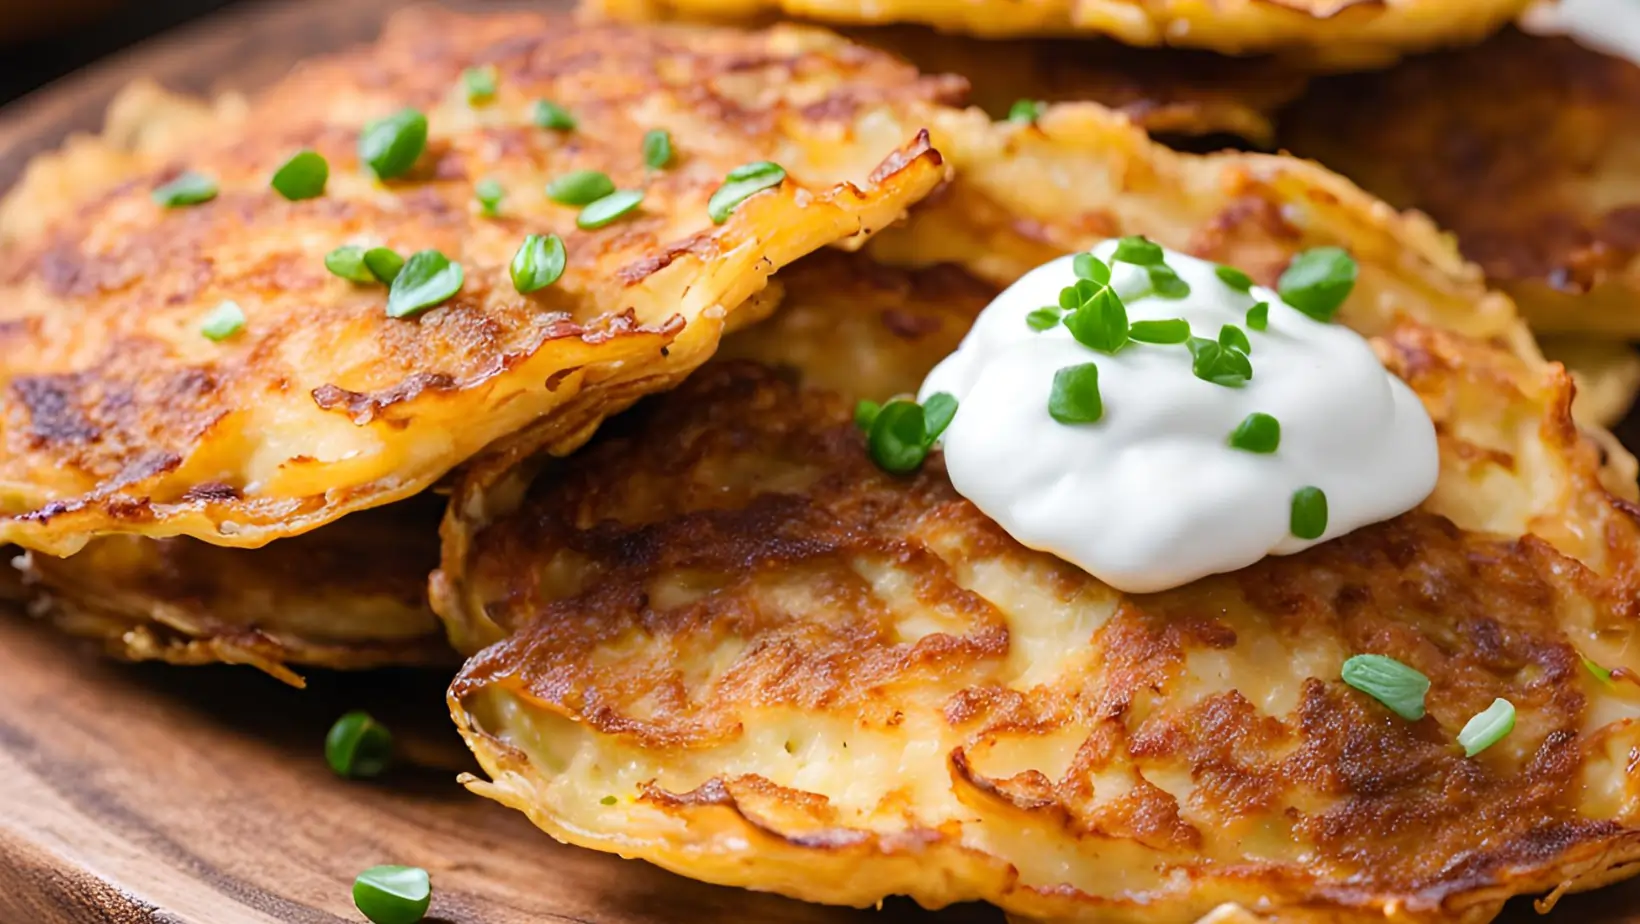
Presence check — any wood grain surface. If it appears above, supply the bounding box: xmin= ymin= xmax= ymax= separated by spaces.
xmin=2 ymin=1 xmax=1640 ymax=922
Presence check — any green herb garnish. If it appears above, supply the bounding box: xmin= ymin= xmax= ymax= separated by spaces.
xmin=269 ymin=150 xmax=328 ymax=201
xmin=1128 ymin=319 xmax=1189 ymax=344
xmin=1278 ymin=247 xmax=1358 ymax=322
xmin=325 ymin=246 xmax=377 ymax=283
xmin=1290 ymin=485 xmax=1328 ymax=540
xmin=1215 ymin=265 xmax=1254 ymax=293
xmin=510 ymin=233 xmax=567 ymax=293
xmin=1112 ymin=235 xmax=1164 ymax=266
xmin=325 ymin=710 xmax=393 ymax=778
xmin=200 ymin=301 xmax=246 ymax=342
xmin=364 ymin=247 xmax=404 ymax=284
xmin=854 ymin=399 xmax=881 ymax=431
xmin=546 ymin=169 xmax=615 ymax=206
xmin=642 ymin=129 xmax=674 ymax=169
xmin=577 ymin=189 xmax=644 ymax=229
xmin=532 ymin=99 xmax=576 ymax=131
xmin=600 ymin=795 xmax=618 ymax=806
xmin=1584 ymin=655 xmax=1616 ymax=687
xmin=462 ymin=65 xmax=497 ymax=104
xmin=1457 ymin=698 xmax=1515 ymax=757
xmin=1007 ymin=99 xmax=1045 ymax=123
xmin=1187 ymin=336 xmax=1251 ymax=387
xmin=1063 ymin=284 xmax=1128 ymax=354
xmin=358 ymin=108 xmax=428 ymax=180
xmin=1147 ymin=264 xmax=1190 ymax=299
xmin=1219 ymin=323 xmax=1251 ymax=354
xmin=1048 ymin=363 xmax=1103 ymax=424
xmin=1073 ymin=253 xmax=1111 ymax=285
xmin=352 ymin=865 xmax=431 ymax=924
xmin=1341 ymin=654 xmax=1430 ymax=721
xmin=864 ymin=394 xmax=956 ymax=474
xmin=1026 ymin=307 xmax=1062 ymax=331
xmin=1246 ymin=301 xmax=1269 ymax=331
xmin=474 ymin=178 xmax=504 ymax=216
xmin=152 ymin=171 xmax=218 ymax=208
xmin=386 ymin=249 xmax=464 ymax=319
xmin=1227 ymin=412 xmax=1279 ymax=453
xmin=707 ymin=161 xmax=786 ymax=224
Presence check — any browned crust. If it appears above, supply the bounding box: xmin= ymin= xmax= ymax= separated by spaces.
xmin=1281 ymin=28 xmax=1640 ymax=335
xmin=446 ymin=361 xmax=1640 ymax=922
xmin=20 ymin=494 xmax=452 ymax=684
xmin=0 ymin=9 xmax=947 ymax=556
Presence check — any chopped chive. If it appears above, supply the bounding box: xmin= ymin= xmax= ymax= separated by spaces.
xmin=352 ymin=865 xmax=431 ymax=924
xmin=462 ymin=65 xmax=497 ymax=104
xmin=1279 ymin=247 xmax=1358 ymax=322
xmin=200 ymin=301 xmax=246 ymax=342
xmin=1457 ymin=698 xmax=1515 ymax=757
xmin=325 ymin=710 xmax=393 ymax=778
xmin=364 ymin=247 xmax=404 ymax=284
xmin=600 ymin=795 xmax=618 ymax=805
xmin=1228 ymin=412 xmax=1280 ymax=453
xmin=1128 ymin=319 xmax=1189 ymax=344
xmin=1112 ymin=235 xmax=1165 ymax=266
xmin=707 ymin=161 xmax=786 ymax=224
xmin=1219 ymin=323 xmax=1251 ymax=354
xmin=358 ymin=108 xmax=428 ymax=180
xmin=386 ymin=249 xmax=464 ymax=319
xmin=1290 ymin=486 xmax=1328 ymax=540
xmin=546 ymin=169 xmax=615 ymax=206
xmin=866 ymin=400 xmax=930 ymax=474
xmin=1063 ymin=285 xmax=1128 ymax=354
xmin=510 ymin=233 xmax=566 ymax=293
xmin=1341 ymin=654 xmax=1430 ymax=721
xmin=922 ymin=392 xmax=958 ymax=444
xmin=152 ymin=171 xmax=218 ymax=208
xmin=1026 ymin=307 xmax=1063 ymax=331
xmin=642 ymin=129 xmax=674 ymax=169
xmin=474 ymin=178 xmax=504 ymax=216
xmin=325 ymin=246 xmax=377 ymax=284
xmin=1073 ymin=253 xmax=1111 ymax=285
xmin=854 ymin=399 xmax=881 ymax=431
xmin=1007 ymin=99 xmax=1045 ymax=124
xmin=1048 ymin=363 xmax=1102 ymax=424
xmin=531 ymin=99 xmax=576 ymax=131
xmin=1215 ymin=265 xmax=1254 ymax=293
xmin=577 ymin=189 xmax=644 ymax=229
xmin=1246 ymin=301 xmax=1269 ymax=331
xmin=1584 ymin=655 xmax=1616 ymax=687
xmin=1187 ymin=336 xmax=1251 ymax=388
xmin=1147 ymin=264 xmax=1190 ymax=299
xmin=270 ymin=150 xmax=328 ymax=201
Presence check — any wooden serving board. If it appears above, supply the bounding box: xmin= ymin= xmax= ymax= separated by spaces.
xmin=2 ymin=1 xmax=1640 ymax=921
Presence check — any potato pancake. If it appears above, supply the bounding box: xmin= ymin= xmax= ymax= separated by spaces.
xmin=0 ymin=9 xmax=945 ymax=557
xmin=18 ymin=495 xmax=449 ymax=686
xmin=1541 ymin=337 xmax=1640 ymax=428
xmin=437 ymin=243 xmax=1640 ymax=921
xmin=586 ymin=0 xmax=1532 ymax=68
xmin=838 ymin=27 xmax=1309 ymax=146
xmin=1281 ymin=29 xmax=1640 ymax=337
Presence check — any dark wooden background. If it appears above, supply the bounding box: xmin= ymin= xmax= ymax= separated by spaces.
xmin=1 ymin=2 xmax=1638 ymax=921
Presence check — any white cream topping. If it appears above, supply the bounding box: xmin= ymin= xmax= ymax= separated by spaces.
xmin=919 ymin=241 xmax=1438 ymax=594
xmin=1522 ymin=0 xmax=1640 ymax=66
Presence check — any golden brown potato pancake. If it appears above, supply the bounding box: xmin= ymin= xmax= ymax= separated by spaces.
xmin=1281 ymin=29 xmax=1640 ymax=337
xmin=442 ymin=333 xmax=1640 ymax=923
xmin=586 ymin=0 xmax=1532 ymax=68
xmin=20 ymin=495 xmax=450 ymax=686
xmin=1542 ymin=336 xmax=1640 ymax=429
xmin=838 ymin=27 xmax=1309 ymax=146
xmin=0 ymin=9 xmax=945 ymax=557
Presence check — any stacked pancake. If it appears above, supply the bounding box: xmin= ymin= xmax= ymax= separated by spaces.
xmin=4 ymin=3 xmax=1640 ymax=922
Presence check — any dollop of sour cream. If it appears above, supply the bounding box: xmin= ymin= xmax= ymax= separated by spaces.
xmin=1522 ymin=0 xmax=1640 ymax=67
xmin=919 ymin=241 xmax=1438 ymax=593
